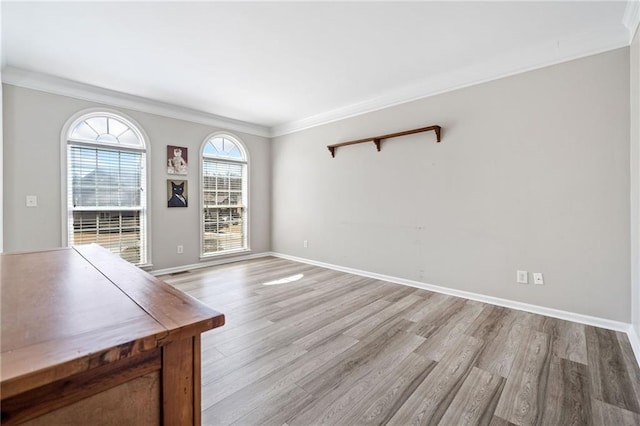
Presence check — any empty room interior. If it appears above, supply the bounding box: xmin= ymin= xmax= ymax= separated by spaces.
xmin=2 ymin=1 xmax=640 ymax=425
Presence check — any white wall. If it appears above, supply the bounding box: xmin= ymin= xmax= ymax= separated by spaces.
xmin=0 ymin=76 xmax=3 ymax=253
xmin=2 ymin=85 xmax=271 ymax=270
xmin=631 ymin=27 xmax=640 ymax=343
xmin=0 ymin=79 xmax=3 ymax=254
xmin=1 ymin=45 xmax=634 ymax=326
xmin=272 ymin=48 xmax=631 ymax=322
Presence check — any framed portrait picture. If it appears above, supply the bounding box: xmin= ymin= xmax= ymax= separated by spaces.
xmin=167 ymin=179 xmax=188 ymax=208
xmin=167 ymin=145 xmax=188 ymax=175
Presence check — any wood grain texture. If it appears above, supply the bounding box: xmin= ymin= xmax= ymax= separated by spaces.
xmin=387 ymin=334 xmax=485 ymax=425
xmin=20 ymin=372 xmax=161 ymax=426
xmin=160 ymin=256 xmax=640 ymax=426
xmin=586 ymin=326 xmax=640 ymax=413
xmin=555 ymin=320 xmax=588 ymax=364
xmin=74 ymin=244 xmax=225 ymax=340
xmin=162 ymin=337 xmax=195 ymax=425
xmin=413 ymin=299 xmax=485 ymax=362
xmin=494 ymin=330 xmax=551 ymax=425
xmin=194 ymin=336 xmax=202 ymax=426
xmin=2 ymin=246 xmax=224 ymax=426
xmin=0 ymin=249 xmax=165 ymax=397
xmin=1 ymin=246 xmax=224 ymax=399
xmin=591 ymin=398 xmax=640 ymax=425
xmin=474 ymin=312 xmax=532 ymax=378
xmin=204 ymin=334 xmax=357 ymax=425
xmin=1 ymin=349 xmax=161 ymax=425
xmin=439 ymin=366 xmax=505 ymax=426
xmin=540 ymin=358 xmax=591 ymax=426
xmin=289 ymin=321 xmax=425 ymax=425
xmin=338 ymin=352 xmax=437 ymax=425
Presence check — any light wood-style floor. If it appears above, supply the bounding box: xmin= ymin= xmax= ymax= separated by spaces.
xmin=160 ymin=256 xmax=640 ymax=426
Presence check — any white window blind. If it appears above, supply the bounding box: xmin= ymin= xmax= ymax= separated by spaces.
xmin=66 ymin=114 xmax=147 ymax=265
xmin=202 ymin=136 xmax=247 ymax=256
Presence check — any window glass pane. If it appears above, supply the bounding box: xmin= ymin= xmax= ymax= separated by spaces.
xmin=85 ymin=117 xmax=108 ymax=136
xmin=70 ymin=146 xmax=142 ymax=208
xmin=71 ymin=121 xmax=99 ymax=141
xmin=71 ymin=116 xmax=141 ymax=147
xmin=96 ymin=133 xmax=118 ymax=143
xmin=203 ymin=141 xmax=217 ymax=156
xmin=222 ymin=138 xmax=242 ymax=158
xmin=227 ymin=146 xmax=241 ymax=158
xmin=108 ymin=117 xmax=128 ymax=137
xmin=202 ymin=154 xmax=246 ymax=255
xmin=117 ymin=129 xmax=141 ymax=146
xmin=212 ymin=138 xmax=224 ymax=153
xmin=68 ymin=114 xmax=147 ymax=265
xmin=204 ymin=136 xmax=245 ymax=160
xmin=71 ymin=210 xmax=141 ymax=264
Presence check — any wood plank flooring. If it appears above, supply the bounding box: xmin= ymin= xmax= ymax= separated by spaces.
xmin=159 ymin=256 xmax=640 ymax=426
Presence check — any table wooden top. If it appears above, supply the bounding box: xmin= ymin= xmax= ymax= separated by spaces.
xmin=0 ymin=245 xmax=225 ymax=399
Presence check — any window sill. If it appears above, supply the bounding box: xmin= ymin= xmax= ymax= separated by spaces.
xmin=199 ymin=248 xmax=251 ymax=261
xmin=137 ymin=263 xmax=154 ymax=271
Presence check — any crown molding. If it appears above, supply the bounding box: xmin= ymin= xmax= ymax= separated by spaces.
xmin=1 ymin=67 xmax=270 ymax=138
xmin=271 ymin=31 xmax=630 ymax=137
xmin=3 ymin=16 xmax=633 ymax=141
xmin=624 ymin=0 xmax=640 ymax=41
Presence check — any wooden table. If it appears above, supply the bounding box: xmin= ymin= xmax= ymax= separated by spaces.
xmin=0 ymin=245 xmax=225 ymax=425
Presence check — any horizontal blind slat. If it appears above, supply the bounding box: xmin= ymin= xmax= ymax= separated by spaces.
xmin=202 ymin=157 xmax=247 ymax=255
xmin=68 ymin=142 xmax=146 ymax=265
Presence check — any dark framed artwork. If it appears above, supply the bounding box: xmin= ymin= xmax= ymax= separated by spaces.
xmin=167 ymin=145 xmax=188 ymax=175
xmin=167 ymin=180 xmax=188 ymax=208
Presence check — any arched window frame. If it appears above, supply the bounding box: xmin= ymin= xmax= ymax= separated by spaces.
xmin=61 ymin=108 xmax=151 ymax=266
xmin=200 ymin=132 xmax=250 ymax=258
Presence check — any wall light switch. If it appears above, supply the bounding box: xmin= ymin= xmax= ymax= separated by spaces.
xmin=26 ymin=195 xmax=38 ymax=207
xmin=517 ymin=270 xmax=528 ymax=284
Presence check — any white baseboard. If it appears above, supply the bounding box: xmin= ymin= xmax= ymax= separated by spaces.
xmin=150 ymin=250 xmax=639 ymax=367
xmin=628 ymin=325 xmax=640 ymax=367
xmin=271 ymin=252 xmax=631 ymax=333
xmin=150 ymin=251 xmax=272 ymax=276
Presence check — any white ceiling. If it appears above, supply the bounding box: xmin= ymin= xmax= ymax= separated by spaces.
xmin=1 ymin=1 xmax=636 ymax=136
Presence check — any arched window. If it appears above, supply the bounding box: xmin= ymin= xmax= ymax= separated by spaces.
xmin=201 ymin=134 xmax=248 ymax=256
xmin=65 ymin=111 xmax=148 ymax=265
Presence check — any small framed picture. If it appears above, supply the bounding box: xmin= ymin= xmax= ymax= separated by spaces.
xmin=167 ymin=145 xmax=188 ymax=175
xmin=167 ymin=179 xmax=188 ymax=208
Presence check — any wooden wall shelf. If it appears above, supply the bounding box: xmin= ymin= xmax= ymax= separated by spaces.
xmin=327 ymin=125 xmax=441 ymax=158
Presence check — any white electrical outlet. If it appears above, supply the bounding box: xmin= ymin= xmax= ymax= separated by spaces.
xmin=303 ymin=240 xmax=308 ymax=248
xmin=177 ymin=245 xmax=184 ymax=254
xmin=517 ymin=270 xmax=528 ymax=284
xmin=26 ymin=195 xmax=38 ymax=207
xmin=533 ymin=273 xmax=544 ymax=285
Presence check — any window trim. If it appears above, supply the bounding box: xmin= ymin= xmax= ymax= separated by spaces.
xmin=199 ymin=131 xmax=250 ymax=259
xmin=60 ymin=108 xmax=152 ymax=267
